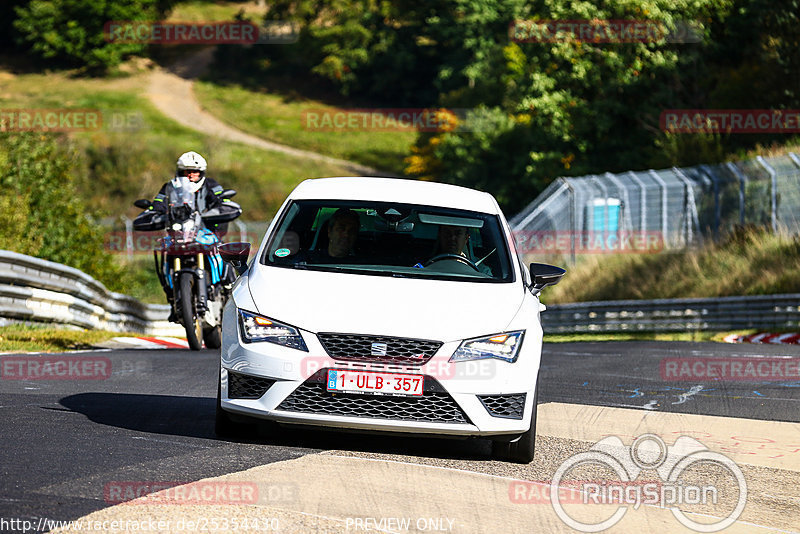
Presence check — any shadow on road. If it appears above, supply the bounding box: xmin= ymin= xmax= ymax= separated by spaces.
xmin=59 ymin=392 xmax=492 ymax=461
xmin=60 ymin=393 xmax=217 ymax=440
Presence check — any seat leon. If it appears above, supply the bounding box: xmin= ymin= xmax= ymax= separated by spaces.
xmin=217 ymin=177 xmax=564 ymax=463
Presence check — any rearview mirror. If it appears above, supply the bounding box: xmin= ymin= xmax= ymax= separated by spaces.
xmin=529 ymin=263 xmax=565 ymax=295
xmin=134 ymin=199 xmax=152 ymax=209
xmin=219 ymin=242 xmax=251 ymax=275
xmin=219 ymin=189 xmax=237 ymax=200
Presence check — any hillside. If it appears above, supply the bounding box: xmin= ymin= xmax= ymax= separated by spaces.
xmin=544 ymin=227 xmax=800 ymax=304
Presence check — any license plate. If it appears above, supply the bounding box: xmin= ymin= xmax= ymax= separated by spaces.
xmin=326 ymin=369 xmax=424 ymax=396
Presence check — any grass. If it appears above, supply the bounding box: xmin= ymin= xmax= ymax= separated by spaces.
xmin=166 ymin=0 xmax=264 ymax=22
xmin=0 ymin=325 xmax=128 ymax=353
xmin=193 ymin=79 xmax=416 ymax=175
xmin=543 ymin=226 xmax=800 ymax=304
xmin=0 ymin=66 xmax=348 ymax=299
xmin=0 ymin=68 xmax=349 ymax=222
xmin=543 ymin=330 xmax=757 ymax=343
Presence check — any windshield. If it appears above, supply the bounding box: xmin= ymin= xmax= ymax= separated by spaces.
xmin=261 ymin=200 xmax=514 ymax=282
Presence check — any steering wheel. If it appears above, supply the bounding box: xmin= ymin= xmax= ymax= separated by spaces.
xmin=423 ymin=253 xmax=481 ymax=272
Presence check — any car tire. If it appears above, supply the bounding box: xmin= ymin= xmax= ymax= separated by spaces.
xmin=203 ymin=326 xmax=222 ymax=349
xmin=179 ymin=272 xmax=203 ymax=351
xmin=215 ymin=379 xmax=251 ymax=438
xmin=492 ymin=384 xmax=539 ymax=464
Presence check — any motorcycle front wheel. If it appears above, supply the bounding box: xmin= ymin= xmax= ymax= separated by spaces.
xmin=179 ymin=272 xmax=204 ymax=350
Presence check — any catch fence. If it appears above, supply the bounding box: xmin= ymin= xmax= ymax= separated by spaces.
xmin=510 ymin=153 xmax=800 ymax=262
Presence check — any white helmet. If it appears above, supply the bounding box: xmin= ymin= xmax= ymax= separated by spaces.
xmin=176 ymin=151 xmax=207 ymax=177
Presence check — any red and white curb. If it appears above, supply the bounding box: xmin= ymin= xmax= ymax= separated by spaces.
xmin=111 ymin=336 xmax=191 ymax=349
xmin=723 ymin=332 xmax=800 ymax=344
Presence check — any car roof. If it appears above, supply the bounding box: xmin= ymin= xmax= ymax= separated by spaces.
xmin=288 ymin=177 xmax=501 ymax=215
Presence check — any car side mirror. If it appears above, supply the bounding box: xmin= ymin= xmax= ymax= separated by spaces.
xmin=219 ymin=189 xmax=237 ymax=200
xmin=220 ymin=242 xmax=251 ymax=275
xmin=529 ymin=263 xmax=565 ymax=295
xmin=134 ymin=199 xmax=152 ymax=209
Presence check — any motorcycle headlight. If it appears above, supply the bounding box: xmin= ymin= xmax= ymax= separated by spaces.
xmin=238 ymin=310 xmax=308 ymax=351
xmin=450 ymin=331 xmax=525 ymax=363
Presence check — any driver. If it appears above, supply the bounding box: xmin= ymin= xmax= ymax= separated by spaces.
xmin=436 ymin=225 xmax=469 ymax=256
xmin=427 ymin=224 xmax=492 ymax=275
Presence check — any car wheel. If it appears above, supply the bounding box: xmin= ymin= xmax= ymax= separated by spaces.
xmin=492 ymin=385 xmax=538 ymax=464
xmin=203 ymin=326 xmax=222 ymax=349
xmin=215 ymin=379 xmax=251 ymax=438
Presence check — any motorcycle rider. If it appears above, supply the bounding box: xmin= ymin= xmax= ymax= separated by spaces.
xmin=149 ymin=151 xmax=236 ymax=320
xmin=151 ymin=151 xmax=226 ymax=223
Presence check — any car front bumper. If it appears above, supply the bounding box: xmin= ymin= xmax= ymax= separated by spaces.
xmin=220 ymin=302 xmax=541 ymax=438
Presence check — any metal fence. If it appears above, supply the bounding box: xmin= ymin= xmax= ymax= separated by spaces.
xmin=510 ymin=153 xmax=800 ymax=261
xmin=0 ymin=250 xmax=181 ymax=335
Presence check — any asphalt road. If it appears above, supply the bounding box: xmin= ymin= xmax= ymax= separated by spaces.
xmin=1 ymin=341 xmax=799 ymax=532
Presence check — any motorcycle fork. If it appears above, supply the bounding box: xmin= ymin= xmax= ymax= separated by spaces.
xmin=171 ymin=257 xmax=182 ymax=308
xmin=196 ymin=253 xmax=208 ymax=313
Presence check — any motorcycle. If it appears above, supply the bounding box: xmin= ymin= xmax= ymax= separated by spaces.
xmin=133 ymin=175 xmax=243 ymax=350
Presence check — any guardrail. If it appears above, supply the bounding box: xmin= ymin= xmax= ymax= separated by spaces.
xmin=543 ymin=294 xmax=800 ymax=333
xmin=3 ymin=249 xmax=797 ymax=336
xmin=0 ymin=250 xmax=181 ymax=336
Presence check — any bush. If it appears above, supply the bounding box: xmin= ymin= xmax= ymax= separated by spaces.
xmin=12 ymin=0 xmax=163 ymax=70
xmin=0 ymin=133 xmax=121 ymax=282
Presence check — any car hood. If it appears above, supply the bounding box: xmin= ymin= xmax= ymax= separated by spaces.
xmin=245 ymin=264 xmax=524 ymax=342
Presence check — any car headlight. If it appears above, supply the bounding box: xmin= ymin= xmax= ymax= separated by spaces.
xmin=238 ymin=309 xmax=308 ymax=351
xmin=450 ymin=331 xmax=524 ymax=363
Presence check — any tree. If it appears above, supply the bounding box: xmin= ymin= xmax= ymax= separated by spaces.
xmin=0 ymin=133 xmax=119 ymax=281
xmin=13 ymin=0 xmax=164 ymax=70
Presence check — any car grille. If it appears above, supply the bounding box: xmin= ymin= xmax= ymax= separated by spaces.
xmin=317 ymin=333 xmax=442 ymax=366
xmin=277 ymin=372 xmax=470 ymax=424
xmin=478 ymin=394 xmax=526 ymax=419
xmin=228 ymin=371 xmax=275 ymax=399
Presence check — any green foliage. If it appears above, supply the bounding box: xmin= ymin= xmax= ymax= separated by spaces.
xmin=0 ymin=133 xmax=121 ymax=282
xmin=12 ymin=0 xmax=162 ymax=70
xmin=256 ymin=0 xmax=799 ymax=215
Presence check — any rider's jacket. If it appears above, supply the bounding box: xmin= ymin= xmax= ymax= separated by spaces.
xmin=151 ymin=176 xmax=225 ymax=214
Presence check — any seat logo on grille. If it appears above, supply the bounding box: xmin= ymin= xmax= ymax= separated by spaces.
xmin=370 ymin=342 xmax=388 ymax=356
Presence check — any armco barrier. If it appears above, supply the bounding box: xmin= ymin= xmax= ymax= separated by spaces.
xmin=543 ymin=293 xmax=800 ymax=333
xmin=0 ymin=250 xmax=181 ymax=336
xmin=4 ymin=249 xmax=798 ymax=336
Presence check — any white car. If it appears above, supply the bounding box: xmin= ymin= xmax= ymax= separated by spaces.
xmin=216 ymin=177 xmax=564 ymax=463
